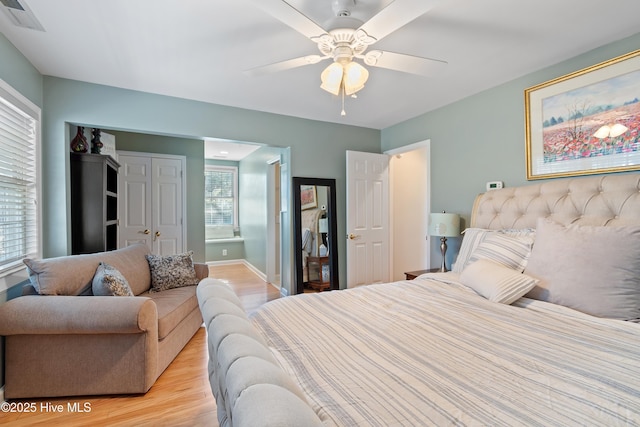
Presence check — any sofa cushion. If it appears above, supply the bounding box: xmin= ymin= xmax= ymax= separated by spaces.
xmin=143 ymin=286 xmax=199 ymax=340
xmin=24 ymin=244 xmax=151 ymax=296
xmin=92 ymin=262 xmax=134 ymax=296
xmin=146 ymin=251 xmax=199 ymax=293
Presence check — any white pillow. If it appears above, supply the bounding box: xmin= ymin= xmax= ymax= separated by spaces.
xmin=452 ymin=228 xmax=492 ymax=273
xmin=460 ymin=259 xmax=538 ymax=304
xmin=466 ymin=232 xmax=534 ymax=272
xmin=524 ymin=219 xmax=640 ymax=320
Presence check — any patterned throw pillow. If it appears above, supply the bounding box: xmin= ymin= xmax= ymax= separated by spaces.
xmin=92 ymin=262 xmax=134 ymax=296
xmin=146 ymin=251 xmax=199 ymax=293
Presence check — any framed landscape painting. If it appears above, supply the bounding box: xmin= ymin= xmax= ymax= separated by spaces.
xmin=525 ymin=49 xmax=640 ymax=180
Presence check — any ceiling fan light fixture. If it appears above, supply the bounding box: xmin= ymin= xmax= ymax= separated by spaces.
xmin=343 ymin=61 xmax=368 ymax=95
xmin=320 ymin=62 xmax=344 ymax=95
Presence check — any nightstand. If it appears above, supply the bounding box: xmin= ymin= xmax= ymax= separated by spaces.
xmin=404 ymin=268 xmax=442 ymax=280
xmin=307 ymin=256 xmax=330 ymax=291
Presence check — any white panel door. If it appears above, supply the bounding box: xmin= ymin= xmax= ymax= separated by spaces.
xmin=118 ymin=155 xmax=153 ymax=249
xmin=152 ymin=158 xmax=183 ymax=255
xmin=346 ymin=150 xmax=390 ymax=288
xmin=118 ymin=152 xmax=185 ymax=255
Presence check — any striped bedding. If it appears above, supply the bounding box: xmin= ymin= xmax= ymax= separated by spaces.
xmin=250 ymin=273 xmax=640 ymax=426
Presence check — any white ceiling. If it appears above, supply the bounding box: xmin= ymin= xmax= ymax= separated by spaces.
xmin=1 ymin=0 xmax=640 ymax=132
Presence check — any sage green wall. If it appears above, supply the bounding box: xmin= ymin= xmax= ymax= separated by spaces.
xmin=238 ymin=146 xmax=284 ymax=273
xmin=382 ymin=32 xmax=640 ymax=268
xmin=0 ymin=31 xmax=44 ymax=391
xmin=40 ymin=77 xmax=380 ymax=294
xmin=0 ymin=33 xmax=42 ymax=108
xmin=108 ymin=130 xmax=205 ymax=261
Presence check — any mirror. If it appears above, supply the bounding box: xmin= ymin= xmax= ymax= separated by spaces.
xmin=293 ymin=177 xmax=339 ymax=294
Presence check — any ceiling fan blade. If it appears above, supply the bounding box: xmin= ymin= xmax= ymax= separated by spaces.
xmin=245 ymin=55 xmax=330 ymax=77
xmin=358 ymin=0 xmax=442 ymax=42
xmin=361 ymin=50 xmax=447 ymax=76
xmin=248 ymin=0 xmax=329 ymax=40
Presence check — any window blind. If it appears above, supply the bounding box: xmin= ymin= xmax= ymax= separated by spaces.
xmin=0 ymin=93 xmax=38 ymax=275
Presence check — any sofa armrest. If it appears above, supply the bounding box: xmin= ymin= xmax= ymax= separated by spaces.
xmin=0 ymin=295 xmax=157 ymax=336
xmin=194 ymin=262 xmax=209 ymax=280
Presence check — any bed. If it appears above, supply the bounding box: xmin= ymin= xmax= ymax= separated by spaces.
xmin=197 ymin=173 xmax=640 ymax=427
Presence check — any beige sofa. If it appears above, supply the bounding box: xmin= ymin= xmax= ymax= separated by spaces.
xmin=0 ymin=244 xmax=208 ymax=399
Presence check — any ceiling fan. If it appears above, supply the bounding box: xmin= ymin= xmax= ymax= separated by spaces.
xmin=246 ymin=0 xmax=447 ymax=114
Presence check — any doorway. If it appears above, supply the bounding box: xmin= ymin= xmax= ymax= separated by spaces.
xmin=266 ymin=158 xmax=281 ymax=287
xmin=387 ymin=140 xmax=431 ymax=281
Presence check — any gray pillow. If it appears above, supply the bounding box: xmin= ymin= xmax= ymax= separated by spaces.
xmin=146 ymin=251 xmax=199 ymax=293
xmin=524 ymin=219 xmax=640 ymax=321
xmin=92 ymin=262 xmax=134 ymax=296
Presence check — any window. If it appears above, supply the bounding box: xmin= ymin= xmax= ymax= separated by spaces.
xmin=204 ymin=165 xmax=238 ymax=227
xmin=0 ymin=79 xmax=40 ymax=279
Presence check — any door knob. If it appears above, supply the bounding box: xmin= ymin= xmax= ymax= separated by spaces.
xmin=155 ymin=231 xmax=161 ymax=237
xmin=347 ymin=233 xmax=360 ymax=240
xmin=142 ymin=229 xmax=150 ymax=234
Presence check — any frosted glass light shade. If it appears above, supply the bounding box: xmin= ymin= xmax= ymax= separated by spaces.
xmin=320 ymin=62 xmax=344 ymax=95
xmin=320 ymin=60 xmax=369 ymax=96
xmin=429 ymin=213 xmax=460 ymax=237
xmin=343 ymin=62 xmax=369 ymax=95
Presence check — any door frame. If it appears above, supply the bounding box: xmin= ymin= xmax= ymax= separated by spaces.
xmin=116 ymin=150 xmax=188 ymax=253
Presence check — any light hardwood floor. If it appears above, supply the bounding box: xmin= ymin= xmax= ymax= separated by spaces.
xmin=1 ymin=263 xmax=281 ymax=427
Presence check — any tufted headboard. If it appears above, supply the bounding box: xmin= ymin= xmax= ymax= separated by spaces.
xmin=471 ymin=173 xmax=640 ymax=230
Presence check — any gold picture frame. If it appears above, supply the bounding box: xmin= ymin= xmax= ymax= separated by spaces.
xmin=525 ymin=49 xmax=640 ymax=180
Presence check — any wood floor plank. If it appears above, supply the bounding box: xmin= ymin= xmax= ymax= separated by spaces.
xmin=0 ymin=263 xmax=280 ymax=426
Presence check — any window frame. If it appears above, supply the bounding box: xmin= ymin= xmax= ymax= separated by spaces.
xmin=0 ymin=78 xmax=41 ymax=289
xmin=204 ymin=164 xmax=238 ymax=229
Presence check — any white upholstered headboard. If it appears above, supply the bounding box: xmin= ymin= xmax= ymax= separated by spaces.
xmin=471 ymin=173 xmax=640 ymax=230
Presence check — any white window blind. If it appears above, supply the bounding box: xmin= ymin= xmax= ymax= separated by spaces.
xmin=204 ymin=166 xmax=237 ymax=226
xmin=0 ymin=83 xmax=39 ymax=276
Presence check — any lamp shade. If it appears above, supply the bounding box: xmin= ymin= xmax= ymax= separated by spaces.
xmin=429 ymin=212 xmax=460 ymax=237
xmin=318 ymin=218 xmax=328 ymax=233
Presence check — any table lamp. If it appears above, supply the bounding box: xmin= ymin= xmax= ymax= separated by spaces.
xmin=429 ymin=212 xmax=460 ymax=272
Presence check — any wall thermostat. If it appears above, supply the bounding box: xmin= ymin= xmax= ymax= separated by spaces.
xmin=486 ymin=181 xmax=504 ymax=191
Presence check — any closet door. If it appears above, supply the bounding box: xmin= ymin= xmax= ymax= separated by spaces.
xmin=152 ymin=157 xmax=183 ymax=255
xmin=118 ymin=154 xmax=153 ymax=249
xmin=118 ymin=152 xmax=185 ymax=255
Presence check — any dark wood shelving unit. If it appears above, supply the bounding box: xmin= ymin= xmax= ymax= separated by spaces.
xmin=70 ymin=152 xmax=120 ymax=254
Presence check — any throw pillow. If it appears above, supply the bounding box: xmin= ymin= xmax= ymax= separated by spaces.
xmin=146 ymin=251 xmax=199 ymax=293
xmin=524 ymin=219 xmax=640 ymax=320
xmin=460 ymin=258 xmax=538 ymax=304
xmin=466 ymin=232 xmax=534 ymax=272
xmin=452 ymin=228 xmax=492 ymax=273
xmin=92 ymin=262 xmax=134 ymax=296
